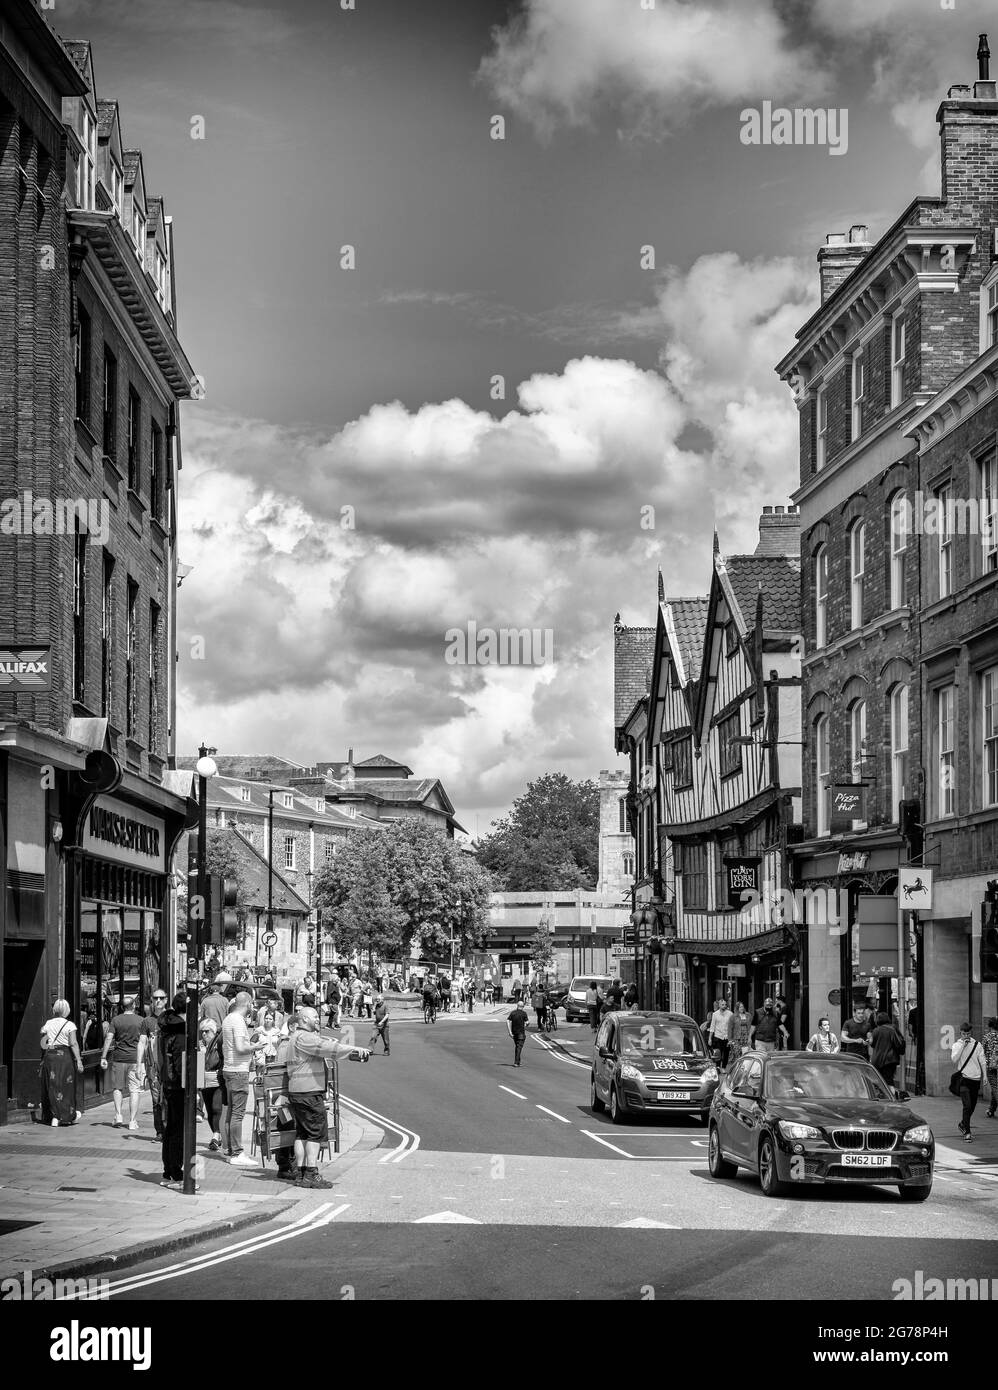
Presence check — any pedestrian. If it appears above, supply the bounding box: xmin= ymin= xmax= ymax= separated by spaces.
xmin=731 ymin=1002 xmax=751 ymax=1062
xmin=200 ymin=973 xmax=232 ymax=1032
xmin=531 ymin=984 xmax=547 ymax=1031
xmin=623 ymin=982 xmax=638 ymax=1010
xmin=157 ymin=991 xmax=188 ymax=1188
xmin=507 ymin=1000 xmax=528 ymax=1066
xmin=951 ymin=1021 xmax=987 ymax=1142
xmin=774 ymin=996 xmax=792 ymax=1049
xmin=370 ymin=996 xmax=390 ymax=1055
xmin=39 ymin=1000 xmax=83 ymax=1127
xmin=361 ymin=979 xmax=374 ymax=1019
xmin=198 ymin=1017 xmax=225 ymax=1151
xmin=983 ymin=1016 xmax=998 ymax=1119
xmin=840 ymin=1004 xmax=872 ymax=1058
xmin=99 ymin=994 xmax=144 ymax=1130
xmin=286 ymin=1005 xmax=369 ymax=1189
xmin=296 ymin=972 xmax=318 ymax=1009
xmin=748 ymin=998 xmax=781 ymax=1054
xmin=705 ymin=997 xmax=735 ymax=1067
xmin=869 ymin=1012 xmax=906 ymax=1088
xmin=805 ymin=1016 xmax=840 ymax=1054
xmin=350 ymin=975 xmax=363 ymax=1018
xmin=140 ymin=989 xmax=168 ymax=1139
xmin=221 ymin=991 xmax=262 ymax=1166
xmin=256 ymin=1009 xmax=281 ymax=1063
xmin=269 ymin=1021 xmax=301 ymax=1183
xmin=585 ymin=981 xmax=601 ymax=1032
xmin=606 ymin=978 xmax=624 ymax=1012
xmin=325 ymin=974 xmax=342 ymax=1027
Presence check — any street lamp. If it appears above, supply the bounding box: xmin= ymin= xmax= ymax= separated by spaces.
xmin=183 ymin=743 xmax=217 ymax=1196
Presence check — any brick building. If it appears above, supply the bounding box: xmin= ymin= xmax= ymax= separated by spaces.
xmin=0 ymin=8 xmax=196 ymax=1118
xmin=776 ymin=36 xmax=998 ymax=1088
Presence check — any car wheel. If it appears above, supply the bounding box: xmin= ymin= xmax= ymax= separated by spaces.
xmin=758 ymin=1134 xmax=787 ymax=1197
xmin=898 ymin=1183 xmax=932 ymax=1203
xmin=609 ymin=1085 xmax=628 ymax=1125
xmin=708 ymin=1123 xmax=737 ymax=1179
xmin=590 ymin=1075 xmax=606 ymax=1114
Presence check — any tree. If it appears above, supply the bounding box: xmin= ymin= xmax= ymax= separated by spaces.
xmin=175 ymin=829 xmax=252 ymax=957
xmin=312 ymin=822 xmax=494 ymax=968
xmin=476 ymin=773 xmax=599 ymax=890
xmin=528 ymin=926 xmax=555 ymax=973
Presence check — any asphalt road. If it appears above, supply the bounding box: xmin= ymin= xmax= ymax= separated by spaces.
xmin=72 ymin=1012 xmax=998 ymax=1302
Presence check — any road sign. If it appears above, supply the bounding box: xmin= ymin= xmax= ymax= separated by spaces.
xmin=261 ymin=929 xmax=278 ymax=948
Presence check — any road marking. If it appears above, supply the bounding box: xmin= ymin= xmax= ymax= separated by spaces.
xmin=63 ymin=1204 xmax=350 ymax=1299
xmin=413 ymin=1211 xmax=482 ymax=1224
xmin=535 ymin=1105 xmax=571 ymax=1124
xmin=580 ymin=1130 xmax=704 ymax=1160
xmin=340 ymin=1093 xmax=420 ymax=1164
xmin=531 ymin=1035 xmax=591 ymax=1071
xmin=499 ymin=1085 xmax=528 ymax=1100
xmin=616 ymin=1216 xmax=679 ymax=1229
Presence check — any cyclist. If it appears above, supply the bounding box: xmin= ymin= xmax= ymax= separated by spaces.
xmin=422 ymin=980 xmax=437 ymax=1024
xmin=542 ymin=991 xmax=559 ymax=1032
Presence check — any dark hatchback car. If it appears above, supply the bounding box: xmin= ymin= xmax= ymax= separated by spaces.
xmin=708 ymin=1051 xmax=935 ymax=1201
xmin=590 ymin=1011 xmax=720 ymax=1124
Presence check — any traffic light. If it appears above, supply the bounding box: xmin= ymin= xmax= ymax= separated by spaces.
xmin=899 ymin=799 xmax=923 ymax=863
xmin=207 ymin=874 xmax=239 ymax=944
xmin=982 ymin=882 xmax=998 ymax=983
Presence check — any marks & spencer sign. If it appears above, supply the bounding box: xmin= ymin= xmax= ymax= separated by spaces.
xmin=82 ymin=796 xmax=165 ymax=872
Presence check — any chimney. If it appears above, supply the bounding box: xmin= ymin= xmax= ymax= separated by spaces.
xmin=939 ymin=34 xmax=998 ymax=210
xmin=755 ymin=504 xmax=801 ymax=557
xmin=817 ymin=225 xmax=871 ymax=304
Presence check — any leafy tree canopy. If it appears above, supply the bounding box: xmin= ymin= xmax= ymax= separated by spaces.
xmin=475 ymin=773 xmax=599 ymax=891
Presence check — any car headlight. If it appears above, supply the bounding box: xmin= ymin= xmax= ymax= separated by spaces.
xmin=619 ymin=1063 xmax=643 ymax=1082
xmin=777 ymin=1121 xmax=820 ymax=1140
xmin=903 ymin=1125 xmax=932 ymax=1144
xmin=701 ymin=1065 xmax=718 ymax=1083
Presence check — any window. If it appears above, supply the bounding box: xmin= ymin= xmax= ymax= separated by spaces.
xmin=148 ymin=601 xmax=160 ymax=753
xmin=681 ymin=841 xmax=709 ymax=909
xmin=125 ymin=578 xmax=138 ymax=739
xmin=719 ymin=710 xmax=743 ymax=777
xmin=983 ymin=667 xmax=998 ymax=808
xmin=662 ymin=739 xmax=673 ymax=772
xmin=239 ymin=787 xmax=251 ymax=803
xmin=213 ymin=809 xmax=226 ymax=827
xmin=80 ymin=106 xmax=95 ymax=211
xmin=102 ymin=346 xmax=117 ymax=459
xmin=110 ymin=159 xmax=123 ymax=218
xmin=849 ymin=700 xmax=867 ymax=830
xmin=815 ymin=386 xmax=827 ymax=470
xmin=937 ymin=484 xmax=953 ymax=599
xmin=622 ymin=853 xmax=635 ymax=877
xmin=890 ymin=685 xmax=909 ymax=819
xmin=725 ymin=621 xmax=738 ymax=656
xmin=889 ymin=493 xmax=908 ymax=609
xmin=715 ymin=835 xmax=738 ymax=908
xmin=150 ymin=422 xmax=163 ymax=523
xmin=284 ymin=836 xmax=296 ymax=871
xmin=132 ymin=206 xmax=146 ymax=262
xmin=814 ymin=544 xmax=828 ymax=649
xmin=324 ymin=840 xmax=336 ymax=862
xmin=75 ymin=304 xmax=91 ymax=423
xmin=101 ymin=553 xmax=114 ymax=718
xmin=673 ymin=735 xmax=693 ymax=788
xmin=155 ymin=249 xmax=167 ymax=308
xmin=850 ymin=522 xmax=865 ymax=629
xmin=127 ymin=388 xmax=140 ymax=493
xmin=981 ymin=451 xmax=998 ymax=573
xmin=851 ymin=349 xmax=864 ymax=440
xmin=73 ymin=524 xmax=87 ymax=703
xmin=815 ymin=714 xmax=830 ymax=836
xmin=891 ymin=313 xmax=906 ymax=407
xmin=283 ymin=793 xmax=294 ymax=809
xmin=618 ymin=798 xmax=626 ymax=834
xmin=937 ymin=685 xmax=955 ymax=818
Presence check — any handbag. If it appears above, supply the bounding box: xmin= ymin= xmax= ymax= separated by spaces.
xmin=949 ymin=1040 xmax=977 ymax=1096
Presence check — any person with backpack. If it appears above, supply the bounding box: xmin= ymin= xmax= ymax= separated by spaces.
xmin=869 ymin=1012 xmax=906 ymax=1088
xmin=199 ymin=1017 xmax=225 ymax=1152
xmin=157 ymin=991 xmax=189 ymax=1187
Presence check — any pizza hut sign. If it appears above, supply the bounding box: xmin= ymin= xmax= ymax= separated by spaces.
xmin=830 ymin=785 xmax=866 ymax=830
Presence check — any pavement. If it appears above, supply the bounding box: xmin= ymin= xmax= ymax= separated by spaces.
xmin=0 ymin=1087 xmax=383 ymax=1282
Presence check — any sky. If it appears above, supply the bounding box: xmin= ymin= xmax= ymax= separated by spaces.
xmin=49 ymin=0 xmax=991 ymax=835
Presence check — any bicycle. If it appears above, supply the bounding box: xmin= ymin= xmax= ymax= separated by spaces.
xmin=543 ymin=1001 xmax=559 ymax=1032
xmin=423 ymin=998 xmax=437 ymax=1025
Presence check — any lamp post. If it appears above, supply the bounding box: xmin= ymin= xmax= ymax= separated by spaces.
xmin=183 ymin=743 xmax=217 ymax=1197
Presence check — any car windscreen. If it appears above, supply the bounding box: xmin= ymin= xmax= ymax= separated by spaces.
xmin=569 ymin=978 xmax=611 ymax=991
xmin=618 ymin=1022 xmax=705 ymax=1058
xmin=765 ymin=1060 xmax=894 ymax=1101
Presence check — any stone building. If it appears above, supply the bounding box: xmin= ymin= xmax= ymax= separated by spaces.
xmin=597 ymin=767 xmax=634 ymax=899
xmin=0 ymin=8 xmax=195 ymax=1118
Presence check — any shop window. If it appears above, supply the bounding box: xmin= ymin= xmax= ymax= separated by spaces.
xmin=681 ymin=841 xmax=709 ymax=909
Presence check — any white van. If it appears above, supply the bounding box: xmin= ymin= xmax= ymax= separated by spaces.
xmin=564 ymin=974 xmax=615 ymax=1023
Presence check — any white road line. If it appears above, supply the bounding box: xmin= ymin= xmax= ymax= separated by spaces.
xmin=340 ymin=1093 xmax=420 ymax=1164
xmin=580 ymin=1130 xmax=702 ymax=1160
xmin=530 ymin=1035 xmax=591 ymax=1071
xmin=62 ymin=1204 xmax=349 ymax=1299
xmin=499 ymin=1085 xmax=528 ymax=1100
xmin=535 ymin=1104 xmax=571 ymax=1124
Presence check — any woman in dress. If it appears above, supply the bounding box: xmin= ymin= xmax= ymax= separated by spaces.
xmin=805 ymin=1016 xmax=840 ymax=1054
xmin=40 ymin=1000 xmax=83 ymax=1126
xmin=198 ymin=1017 xmax=225 ymax=1152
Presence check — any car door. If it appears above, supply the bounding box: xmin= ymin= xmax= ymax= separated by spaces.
xmin=726 ymin=1057 xmax=763 ymax=1162
xmin=594 ymin=1018 xmax=613 ymax=1098
xmin=716 ymin=1059 xmax=747 ymax=1156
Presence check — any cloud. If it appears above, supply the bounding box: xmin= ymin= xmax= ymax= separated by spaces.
xmin=477 ymin=0 xmax=825 ymax=141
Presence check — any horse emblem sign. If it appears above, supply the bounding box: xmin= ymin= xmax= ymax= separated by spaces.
xmin=898 ymin=866 xmax=933 ymax=911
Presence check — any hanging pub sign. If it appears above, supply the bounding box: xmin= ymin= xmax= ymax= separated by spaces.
xmin=725 ymin=857 xmax=761 ymax=909
xmin=830 ymin=785 xmax=866 ymax=831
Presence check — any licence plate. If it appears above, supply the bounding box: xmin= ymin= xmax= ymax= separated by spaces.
xmin=841 ymin=1153 xmax=892 ymax=1167
xmin=658 ymin=1089 xmax=690 ymax=1101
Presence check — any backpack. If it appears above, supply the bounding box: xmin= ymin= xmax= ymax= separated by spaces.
xmin=160 ymin=1021 xmax=186 ymax=1090
xmin=204 ymin=1032 xmax=223 ymax=1080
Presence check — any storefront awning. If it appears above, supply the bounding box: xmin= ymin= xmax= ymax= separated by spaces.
xmin=673 ymin=927 xmax=790 ymax=958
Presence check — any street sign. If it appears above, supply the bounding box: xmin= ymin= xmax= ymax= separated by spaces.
xmin=611 ymin=944 xmax=631 ymax=958
xmin=898 ymin=867 xmax=933 ymax=911
xmin=261 ymin=929 xmax=278 ymax=948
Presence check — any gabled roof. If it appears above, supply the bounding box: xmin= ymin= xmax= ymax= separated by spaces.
xmin=226 ymin=828 xmax=310 ymax=913
xmin=177 ymin=754 xmax=302 ymax=780
xmin=61 ymin=40 xmax=93 ymax=88
xmin=355 ymin=753 xmax=413 ymax=772
xmin=724 ymin=555 xmax=801 ymax=634
xmin=667 ymin=597 xmax=710 ymax=684
xmin=96 ymin=99 xmax=118 ymax=138
xmin=146 ymin=195 xmax=165 ymax=238
xmin=613 ymin=623 xmax=656 ymax=731
xmin=206 ymin=773 xmax=381 ymax=831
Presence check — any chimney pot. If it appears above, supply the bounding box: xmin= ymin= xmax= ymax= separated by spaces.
xmin=848 ymin=224 xmax=868 ymax=244
xmin=775 ymin=505 xmax=784 ymax=514
xmin=979 ymin=33 xmax=990 ymax=82
xmin=948 ymin=83 xmax=973 ymax=98
xmin=763 ymin=505 xmax=773 ymax=514
xmin=825 ymin=232 xmax=847 ymax=246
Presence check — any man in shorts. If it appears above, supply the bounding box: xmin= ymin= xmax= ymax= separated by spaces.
xmin=99 ymin=996 xmax=144 ymax=1130
xmin=285 ymin=1006 xmax=369 ymax=1188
